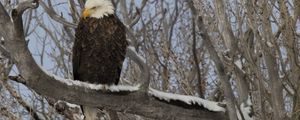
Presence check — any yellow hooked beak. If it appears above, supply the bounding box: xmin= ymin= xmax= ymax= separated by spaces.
xmin=82 ymin=8 xmax=91 ymax=19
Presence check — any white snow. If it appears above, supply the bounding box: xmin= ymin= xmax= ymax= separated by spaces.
xmin=266 ymin=41 xmax=273 ymax=47
xmin=279 ymin=74 xmax=285 ymax=79
xmin=106 ymin=84 xmax=140 ymax=92
xmin=39 ymin=65 xmax=140 ymax=92
xmin=126 ymin=39 xmax=132 ymax=43
xmin=224 ymin=49 xmax=230 ymax=53
xmin=31 ymin=2 xmax=37 ymax=6
xmin=283 ymin=83 xmax=295 ymax=95
xmin=239 ymin=96 xmax=253 ymax=120
xmin=125 ymin=24 xmax=130 ymax=29
xmin=56 ymin=100 xmax=80 ymax=108
xmin=234 ymin=60 xmax=246 ymax=74
xmin=148 ymin=88 xmax=226 ymax=112
xmin=234 ymin=60 xmax=243 ymax=70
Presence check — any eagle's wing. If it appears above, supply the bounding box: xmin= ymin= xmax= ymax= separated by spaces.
xmin=110 ymin=19 xmax=127 ymax=84
xmin=72 ymin=20 xmax=84 ymax=80
xmin=73 ymin=16 xmax=128 ymax=85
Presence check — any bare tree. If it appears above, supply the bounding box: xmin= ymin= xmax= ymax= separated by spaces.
xmin=190 ymin=0 xmax=299 ymax=120
xmin=0 ymin=0 xmax=299 ymax=120
xmin=0 ymin=0 xmax=226 ymax=120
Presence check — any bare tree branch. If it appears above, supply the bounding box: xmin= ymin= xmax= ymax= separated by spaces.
xmin=0 ymin=1 xmax=227 ymax=120
xmin=0 ymin=107 xmax=20 ymax=120
xmin=39 ymin=1 xmax=77 ymax=28
xmin=189 ymin=1 xmax=238 ymax=119
xmin=0 ymin=80 xmax=41 ymax=120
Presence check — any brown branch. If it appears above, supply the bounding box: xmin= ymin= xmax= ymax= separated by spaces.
xmin=0 ymin=1 xmax=227 ymax=120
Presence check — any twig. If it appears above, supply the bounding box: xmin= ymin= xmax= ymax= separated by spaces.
xmin=0 ymin=80 xmax=41 ymax=120
xmin=39 ymin=1 xmax=77 ymax=28
xmin=0 ymin=107 xmax=20 ymax=120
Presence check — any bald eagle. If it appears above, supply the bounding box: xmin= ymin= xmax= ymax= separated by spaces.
xmin=73 ymin=0 xmax=127 ymax=85
xmin=72 ymin=0 xmax=127 ymax=119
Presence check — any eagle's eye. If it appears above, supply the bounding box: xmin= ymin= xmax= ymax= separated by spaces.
xmin=91 ymin=6 xmax=97 ymax=9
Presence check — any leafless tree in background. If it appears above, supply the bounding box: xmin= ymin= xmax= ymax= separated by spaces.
xmin=0 ymin=0 xmax=299 ymax=120
xmin=191 ymin=0 xmax=300 ymax=120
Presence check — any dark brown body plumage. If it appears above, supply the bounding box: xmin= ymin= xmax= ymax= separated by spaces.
xmin=73 ymin=15 xmax=127 ymax=85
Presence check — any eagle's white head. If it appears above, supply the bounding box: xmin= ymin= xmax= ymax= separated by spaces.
xmin=83 ymin=0 xmax=114 ymax=19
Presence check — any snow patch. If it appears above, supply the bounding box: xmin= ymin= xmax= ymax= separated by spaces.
xmin=239 ymin=96 xmax=253 ymax=120
xmin=279 ymin=74 xmax=285 ymax=79
xmin=224 ymin=49 xmax=230 ymax=53
xmin=283 ymin=83 xmax=295 ymax=95
xmin=148 ymin=88 xmax=226 ymax=112
xmin=266 ymin=41 xmax=273 ymax=47
xmin=234 ymin=60 xmax=246 ymax=74
xmin=234 ymin=60 xmax=243 ymax=70
xmin=107 ymin=84 xmax=140 ymax=92
xmin=126 ymin=39 xmax=132 ymax=43
xmin=39 ymin=65 xmax=140 ymax=92
xmin=57 ymin=100 xmax=80 ymax=108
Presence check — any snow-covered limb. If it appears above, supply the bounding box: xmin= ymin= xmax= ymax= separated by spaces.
xmin=1 ymin=1 xmax=227 ymax=119
xmin=56 ymin=100 xmax=81 ymax=109
xmin=40 ymin=65 xmax=140 ymax=92
xmin=55 ymin=100 xmax=85 ymax=120
xmin=148 ymin=88 xmax=226 ymax=112
xmin=266 ymin=41 xmax=274 ymax=47
xmin=237 ymin=96 xmax=253 ymax=120
xmin=13 ymin=0 xmax=39 ymax=15
xmin=107 ymin=84 xmax=140 ymax=92
xmin=234 ymin=60 xmax=243 ymax=70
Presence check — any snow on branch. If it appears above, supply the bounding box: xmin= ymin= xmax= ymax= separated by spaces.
xmin=107 ymin=84 xmax=140 ymax=92
xmin=148 ymin=88 xmax=226 ymax=112
xmin=40 ymin=65 xmax=140 ymax=92
xmin=239 ymin=96 xmax=253 ymax=120
xmin=0 ymin=1 xmax=228 ymax=119
xmin=13 ymin=0 xmax=38 ymax=16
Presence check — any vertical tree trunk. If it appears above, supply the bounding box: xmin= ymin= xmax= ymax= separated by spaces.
xmin=190 ymin=1 xmax=238 ymax=119
xmin=261 ymin=1 xmax=285 ymax=119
